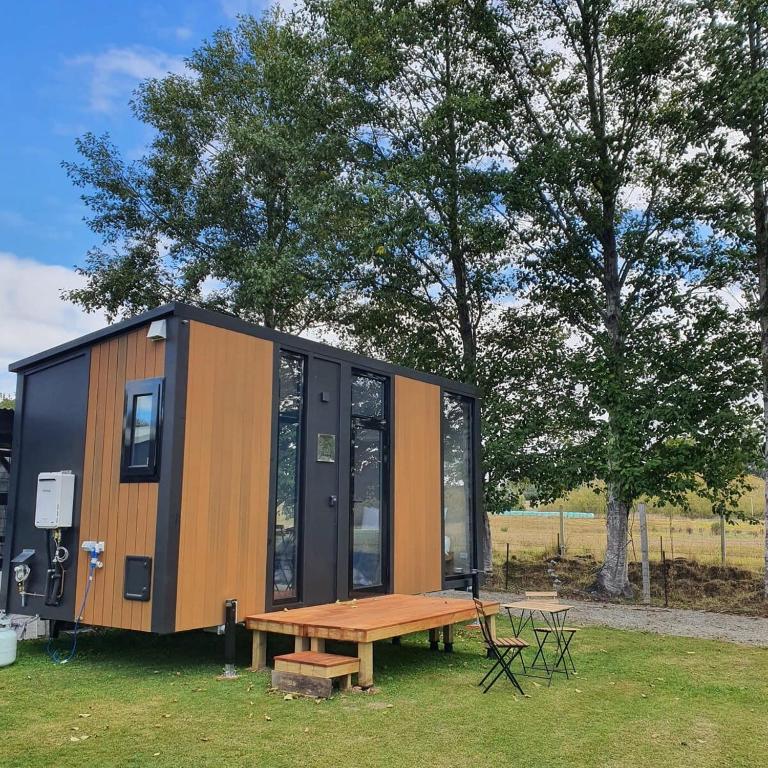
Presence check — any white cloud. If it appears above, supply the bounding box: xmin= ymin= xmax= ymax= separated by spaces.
xmin=69 ymin=46 xmax=187 ymax=113
xmin=0 ymin=252 xmax=107 ymax=394
xmin=219 ymin=0 xmax=294 ymax=19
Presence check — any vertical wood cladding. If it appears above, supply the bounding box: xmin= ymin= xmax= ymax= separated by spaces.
xmin=76 ymin=326 xmax=164 ymax=631
xmin=392 ymin=376 xmax=443 ymax=594
xmin=174 ymin=321 xmax=273 ymax=631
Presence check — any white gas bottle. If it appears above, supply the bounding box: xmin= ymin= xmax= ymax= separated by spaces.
xmin=0 ymin=612 xmax=17 ymax=667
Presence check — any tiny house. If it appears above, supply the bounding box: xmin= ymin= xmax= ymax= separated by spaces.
xmin=0 ymin=304 xmax=483 ymax=633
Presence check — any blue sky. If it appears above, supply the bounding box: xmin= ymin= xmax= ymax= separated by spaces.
xmin=0 ymin=0 xmax=281 ymax=392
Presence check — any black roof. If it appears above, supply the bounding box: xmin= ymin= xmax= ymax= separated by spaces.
xmin=9 ymin=303 xmax=479 ymax=397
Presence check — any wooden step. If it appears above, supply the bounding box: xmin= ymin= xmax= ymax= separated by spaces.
xmin=273 ymin=651 xmax=360 ymax=678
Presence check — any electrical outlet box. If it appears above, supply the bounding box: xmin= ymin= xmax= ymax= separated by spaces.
xmin=34 ymin=472 xmax=75 ymax=529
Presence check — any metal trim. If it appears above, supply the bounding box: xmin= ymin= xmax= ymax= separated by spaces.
xmin=9 ymin=305 xmax=177 ymax=372
xmin=150 ymin=318 xmax=189 ymax=633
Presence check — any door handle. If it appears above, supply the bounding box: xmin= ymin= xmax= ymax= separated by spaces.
xmin=328 ymin=495 xmax=337 ymax=507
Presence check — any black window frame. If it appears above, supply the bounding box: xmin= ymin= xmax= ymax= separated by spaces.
xmin=120 ymin=377 xmax=163 ymax=482
xmin=349 ymin=370 xmax=390 ymax=596
xmin=271 ymin=351 xmax=307 ymax=605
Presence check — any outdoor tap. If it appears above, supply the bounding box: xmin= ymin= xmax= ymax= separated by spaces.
xmin=13 ymin=564 xmax=31 ymax=608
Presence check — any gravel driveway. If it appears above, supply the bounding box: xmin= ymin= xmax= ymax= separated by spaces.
xmin=437 ymin=588 xmax=768 ymax=648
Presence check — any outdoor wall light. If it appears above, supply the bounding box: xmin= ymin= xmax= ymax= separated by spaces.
xmin=146 ymin=319 xmax=167 ymax=341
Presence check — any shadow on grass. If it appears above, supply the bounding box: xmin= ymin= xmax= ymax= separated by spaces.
xmin=25 ymin=624 xmax=487 ymax=684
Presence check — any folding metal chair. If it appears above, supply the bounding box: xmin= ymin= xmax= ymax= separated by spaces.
xmin=473 ymin=599 xmax=528 ymax=695
xmin=531 ymin=625 xmax=579 ymax=677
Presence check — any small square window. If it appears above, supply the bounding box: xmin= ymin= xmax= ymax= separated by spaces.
xmin=121 ymin=378 xmax=163 ymax=482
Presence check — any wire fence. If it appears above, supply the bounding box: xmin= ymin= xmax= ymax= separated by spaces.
xmin=491 ymin=511 xmax=765 ymax=572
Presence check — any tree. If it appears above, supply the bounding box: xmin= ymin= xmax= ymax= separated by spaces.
xmin=64 ymin=11 xmax=357 ymax=331
xmin=478 ymin=0 xmax=759 ymax=595
xmin=689 ymin=0 xmax=768 ymax=597
xmin=310 ymin=0 xmax=514 ymax=383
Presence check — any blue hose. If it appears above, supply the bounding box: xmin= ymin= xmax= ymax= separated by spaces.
xmin=46 ymin=559 xmax=96 ymax=665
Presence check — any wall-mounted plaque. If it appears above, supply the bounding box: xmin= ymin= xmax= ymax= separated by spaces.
xmin=317 ymin=433 xmax=336 ymax=463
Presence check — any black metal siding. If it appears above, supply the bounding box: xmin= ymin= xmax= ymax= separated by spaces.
xmin=0 ymin=352 xmax=90 ymax=619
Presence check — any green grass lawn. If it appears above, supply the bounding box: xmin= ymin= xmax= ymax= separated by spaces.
xmin=1 ymin=620 xmax=766 ymax=768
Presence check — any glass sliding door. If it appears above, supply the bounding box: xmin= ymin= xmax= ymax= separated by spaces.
xmin=443 ymin=393 xmax=474 ymax=578
xmin=350 ymin=372 xmax=389 ymax=593
xmin=272 ymin=352 xmax=305 ymax=603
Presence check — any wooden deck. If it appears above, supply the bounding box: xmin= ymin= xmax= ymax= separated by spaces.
xmin=246 ymin=594 xmax=499 ymax=688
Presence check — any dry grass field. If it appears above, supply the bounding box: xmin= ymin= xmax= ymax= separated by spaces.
xmin=491 ymin=512 xmax=766 ymax=572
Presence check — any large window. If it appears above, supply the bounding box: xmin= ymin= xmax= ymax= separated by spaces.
xmin=273 ymin=352 xmax=305 ymax=602
xmin=443 ymin=393 xmax=473 ymax=578
xmin=121 ymin=378 xmax=163 ymax=482
xmin=350 ymin=372 xmax=388 ymax=592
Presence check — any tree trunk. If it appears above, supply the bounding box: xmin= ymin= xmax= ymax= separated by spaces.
xmin=748 ymin=14 xmax=768 ymax=600
xmin=756 ymin=178 xmax=768 ymax=601
xmin=578 ymin=1 xmax=631 ymax=597
xmin=595 ymin=490 xmax=633 ymax=597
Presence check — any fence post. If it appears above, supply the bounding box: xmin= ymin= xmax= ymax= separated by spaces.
xmin=638 ymin=503 xmax=651 ymax=605
xmin=505 ymin=543 xmax=510 ymax=592
xmin=661 ymin=548 xmax=669 ymax=608
xmin=720 ymin=513 xmax=726 ymax=566
xmin=559 ymin=509 xmax=566 ymax=556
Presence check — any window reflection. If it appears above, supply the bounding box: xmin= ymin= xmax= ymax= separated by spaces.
xmin=352 ymin=375 xmax=385 ymax=420
xmin=273 ymin=352 xmax=305 ymax=602
xmin=443 ymin=394 xmax=473 ymax=577
xmin=130 ymin=394 xmax=153 ymax=467
xmin=350 ymin=373 xmax=387 ymax=591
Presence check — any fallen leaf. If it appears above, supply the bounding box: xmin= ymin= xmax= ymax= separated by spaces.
xmin=264 ymin=715 xmax=272 ymax=721
xmin=574 ymin=688 xmax=582 ymax=693
xmin=78 ymin=713 xmax=91 ymax=719
xmin=153 ymin=752 xmax=161 ymax=757
xmin=70 ymin=737 xmax=80 ymax=743
xmin=283 ymin=694 xmax=294 ymax=701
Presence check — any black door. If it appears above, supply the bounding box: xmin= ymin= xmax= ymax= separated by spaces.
xmin=301 ymin=358 xmax=341 ymax=606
